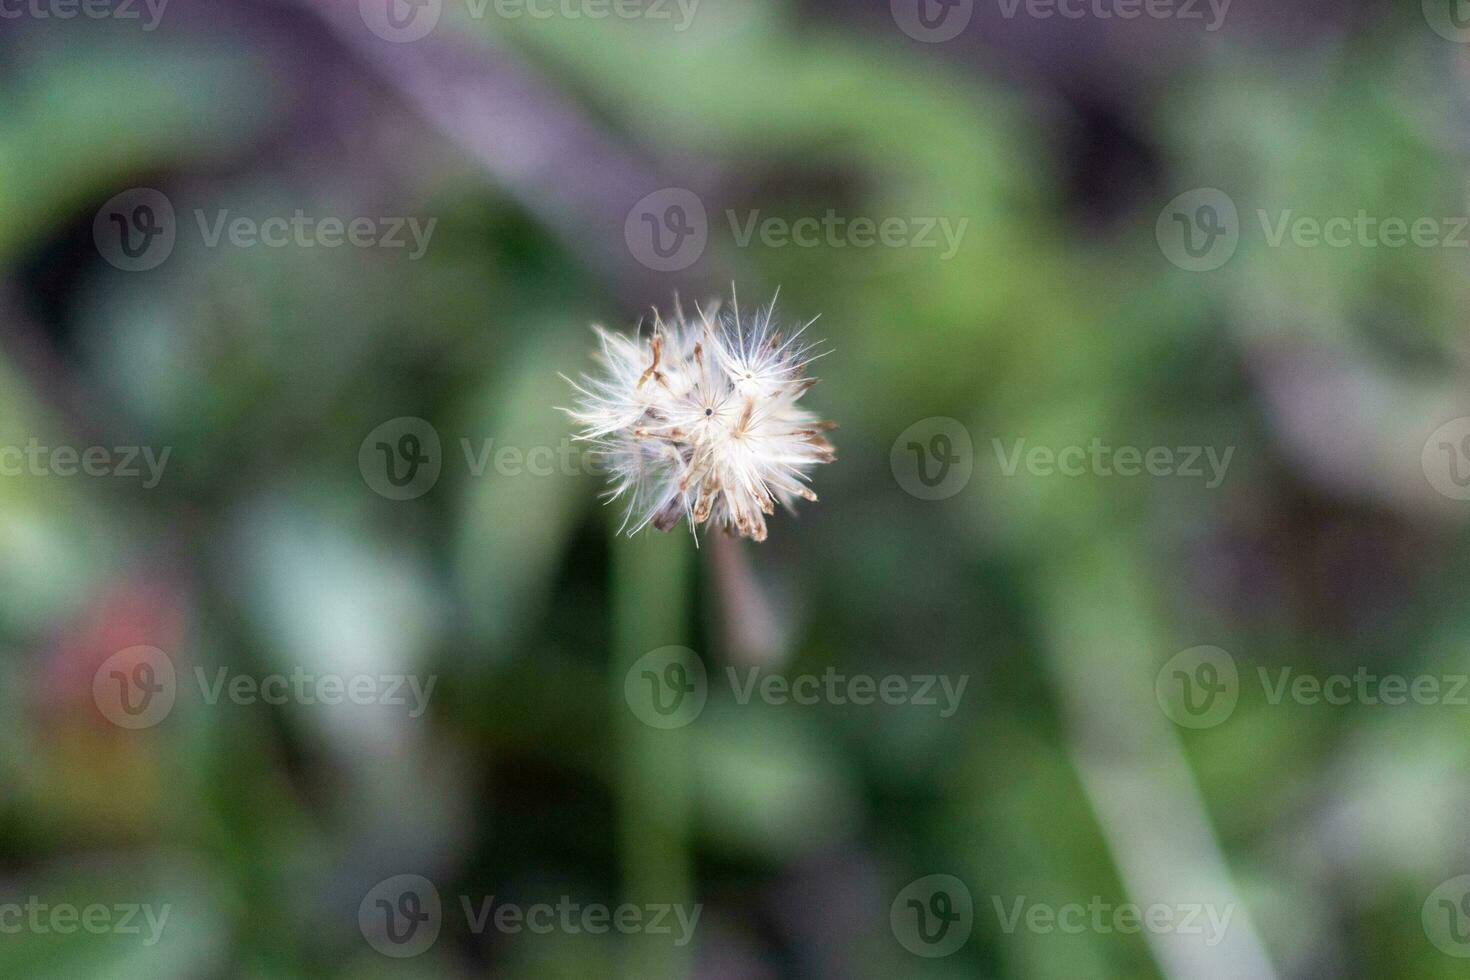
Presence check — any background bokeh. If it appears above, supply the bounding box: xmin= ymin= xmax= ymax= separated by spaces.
xmin=4 ymin=0 xmax=1470 ymax=976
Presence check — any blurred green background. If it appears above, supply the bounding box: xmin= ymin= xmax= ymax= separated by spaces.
xmin=3 ymin=0 xmax=1470 ymax=976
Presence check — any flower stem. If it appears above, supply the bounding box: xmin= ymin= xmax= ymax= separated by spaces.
xmin=611 ymin=530 xmax=694 ymax=979
xmin=708 ymin=530 xmax=783 ymax=666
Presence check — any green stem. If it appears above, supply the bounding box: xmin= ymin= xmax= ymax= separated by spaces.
xmin=611 ymin=530 xmax=694 ymax=980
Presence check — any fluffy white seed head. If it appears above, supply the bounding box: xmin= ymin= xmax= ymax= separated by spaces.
xmin=562 ymin=292 xmax=835 ymax=542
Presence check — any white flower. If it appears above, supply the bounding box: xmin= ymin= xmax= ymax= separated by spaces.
xmin=562 ymin=291 xmax=834 ymax=542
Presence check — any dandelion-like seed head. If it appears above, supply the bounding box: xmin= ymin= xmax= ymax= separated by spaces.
xmin=562 ymin=290 xmax=835 ymax=542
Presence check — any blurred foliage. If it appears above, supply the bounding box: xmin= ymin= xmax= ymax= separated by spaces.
xmin=2 ymin=1 xmax=1470 ymax=978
